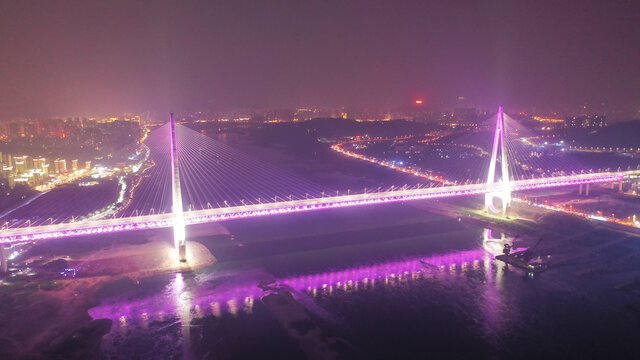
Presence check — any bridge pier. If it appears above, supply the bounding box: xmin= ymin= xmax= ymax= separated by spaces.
xmin=619 ymin=180 xmax=623 ymax=192
xmin=579 ymin=184 xmax=583 ymax=195
xmin=0 ymin=245 xmax=7 ymax=274
xmin=179 ymin=246 xmax=186 ymax=261
xmin=585 ymin=183 xmax=590 ymax=196
xmin=173 ymin=216 xmax=186 ymax=262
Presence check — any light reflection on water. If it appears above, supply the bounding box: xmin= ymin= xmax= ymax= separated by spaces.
xmin=90 ymin=228 xmax=519 ymax=357
xmin=90 ymin=248 xmax=494 ymax=320
xmin=170 ymin=273 xmax=193 ymax=357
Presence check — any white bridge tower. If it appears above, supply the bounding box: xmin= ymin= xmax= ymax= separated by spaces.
xmin=169 ymin=113 xmax=187 ymax=261
xmin=484 ymin=107 xmax=511 ymax=217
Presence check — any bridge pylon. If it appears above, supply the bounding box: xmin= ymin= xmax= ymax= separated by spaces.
xmin=484 ymin=107 xmax=511 ymax=217
xmin=169 ymin=113 xmax=187 ymax=262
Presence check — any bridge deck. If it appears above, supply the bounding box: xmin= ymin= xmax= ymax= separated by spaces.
xmin=0 ymin=172 xmax=629 ymax=244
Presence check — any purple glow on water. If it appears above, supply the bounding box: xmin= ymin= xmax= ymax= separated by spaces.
xmin=88 ymin=249 xmax=487 ymax=321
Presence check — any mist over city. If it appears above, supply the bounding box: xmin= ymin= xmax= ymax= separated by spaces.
xmin=1 ymin=1 xmax=639 ymax=359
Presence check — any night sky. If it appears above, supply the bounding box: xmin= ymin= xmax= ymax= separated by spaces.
xmin=1 ymin=0 xmax=639 ymax=117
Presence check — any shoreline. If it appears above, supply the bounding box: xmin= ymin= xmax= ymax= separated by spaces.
xmin=0 ymin=236 xmax=217 ymax=359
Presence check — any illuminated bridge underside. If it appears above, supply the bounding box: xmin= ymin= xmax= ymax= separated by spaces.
xmin=0 ymin=172 xmax=628 ymax=244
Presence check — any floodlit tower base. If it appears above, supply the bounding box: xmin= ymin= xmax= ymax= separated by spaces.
xmin=177 ymin=240 xmax=186 ymax=263
xmin=174 ymin=221 xmax=187 ymax=262
xmin=485 ymin=193 xmax=511 ymax=218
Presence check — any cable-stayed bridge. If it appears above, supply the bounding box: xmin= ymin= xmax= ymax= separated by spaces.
xmin=1 ymin=109 xmax=637 ymax=261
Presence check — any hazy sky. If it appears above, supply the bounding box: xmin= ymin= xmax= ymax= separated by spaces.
xmin=1 ymin=0 xmax=639 ymax=117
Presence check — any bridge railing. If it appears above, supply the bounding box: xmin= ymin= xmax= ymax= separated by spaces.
xmin=0 ymin=171 xmax=629 ymax=244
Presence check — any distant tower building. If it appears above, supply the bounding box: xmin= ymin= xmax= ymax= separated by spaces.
xmin=13 ymin=156 xmax=27 ymax=174
xmin=33 ymin=157 xmax=46 ymax=172
xmin=85 ymin=160 xmax=91 ymax=170
xmin=54 ymin=159 xmax=67 ymax=174
xmin=71 ymin=159 xmax=78 ymax=172
xmin=59 ymin=159 xmax=67 ymax=173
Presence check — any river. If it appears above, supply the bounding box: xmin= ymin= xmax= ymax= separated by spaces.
xmin=88 ymin=202 xmax=640 ymax=359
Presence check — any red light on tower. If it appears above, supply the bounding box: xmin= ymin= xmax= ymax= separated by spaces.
xmin=415 ymin=100 xmax=423 ymax=105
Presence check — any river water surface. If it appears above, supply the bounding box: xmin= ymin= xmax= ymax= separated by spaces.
xmin=88 ymin=202 xmax=640 ymax=359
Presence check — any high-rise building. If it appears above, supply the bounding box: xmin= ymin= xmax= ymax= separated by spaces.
xmin=71 ymin=159 xmax=78 ymax=172
xmin=33 ymin=157 xmax=46 ymax=172
xmin=1 ymin=165 xmax=12 ymax=179
xmin=13 ymin=156 xmax=28 ymax=174
xmin=54 ymin=159 xmax=67 ymax=174
xmin=85 ymin=160 xmax=91 ymax=170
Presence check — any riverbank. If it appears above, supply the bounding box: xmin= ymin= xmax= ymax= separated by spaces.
xmin=0 ymin=235 xmax=216 ymax=359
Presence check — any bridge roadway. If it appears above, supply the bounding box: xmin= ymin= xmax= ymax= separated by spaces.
xmin=0 ymin=172 xmax=632 ymax=244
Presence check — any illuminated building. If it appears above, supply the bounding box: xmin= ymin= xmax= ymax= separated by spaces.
xmin=1 ymin=165 xmax=13 ymax=179
xmin=293 ymin=108 xmax=316 ymax=122
xmin=71 ymin=159 xmax=79 ymax=171
xmin=33 ymin=157 xmax=47 ymax=173
xmin=566 ymin=115 xmax=607 ymax=128
xmin=533 ymin=116 xmax=564 ymax=123
xmin=13 ymin=156 xmax=28 ymax=175
xmin=54 ymin=159 xmax=67 ymax=174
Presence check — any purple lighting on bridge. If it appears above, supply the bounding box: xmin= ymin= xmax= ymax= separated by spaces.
xmin=0 ymin=173 xmax=628 ymax=244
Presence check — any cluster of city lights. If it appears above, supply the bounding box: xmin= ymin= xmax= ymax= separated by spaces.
xmin=569 ymin=146 xmax=640 ymax=154
xmin=331 ymin=136 xmax=451 ymax=184
xmin=332 ymin=135 xmax=640 ymax=229
xmin=34 ymin=166 xmax=92 ymax=192
xmin=515 ymin=197 xmax=640 ymax=229
xmin=532 ymin=116 xmax=565 ymax=123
